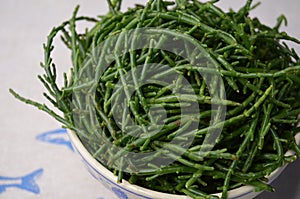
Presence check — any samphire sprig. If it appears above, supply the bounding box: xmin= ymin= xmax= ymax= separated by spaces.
xmin=10 ymin=0 xmax=300 ymax=199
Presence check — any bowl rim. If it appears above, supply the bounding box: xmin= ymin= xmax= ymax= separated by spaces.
xmin=67 ymin=129 xmax=300 ymax=199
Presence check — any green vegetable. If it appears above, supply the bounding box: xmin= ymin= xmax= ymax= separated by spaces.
xmin=10 ymin=0 xmax=300 ymax=198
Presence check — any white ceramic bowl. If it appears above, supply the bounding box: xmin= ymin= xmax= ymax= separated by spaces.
xmin=67 ymin=129 xmax=300 ymax=199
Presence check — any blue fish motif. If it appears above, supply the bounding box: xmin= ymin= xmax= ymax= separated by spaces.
xmin=0 ymin=168 xmax=43 ymax=194
xmin=36 ymin=128 xmax=74 ymax=151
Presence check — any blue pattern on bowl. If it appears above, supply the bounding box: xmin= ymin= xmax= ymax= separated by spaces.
xmin=75 ymin=146 xmax=154 ymax=199
xmin=68 ymin=129 xmax=300 ymax=199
